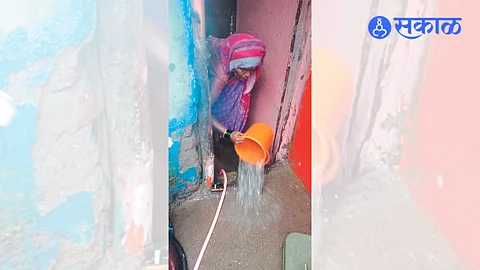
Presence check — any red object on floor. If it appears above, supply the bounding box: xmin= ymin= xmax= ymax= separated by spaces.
xmin=288 ymin=70 xmax=312 ymax=193
xmin=399 ymin=1 xmax=480 ymax=269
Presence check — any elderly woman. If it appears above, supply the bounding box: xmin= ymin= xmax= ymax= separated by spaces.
xmin=208 ymin=33 xmax=267 ymax=185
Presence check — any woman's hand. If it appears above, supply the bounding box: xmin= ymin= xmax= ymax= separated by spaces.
xmin=230 ymin=131 xmax=245 ymax=144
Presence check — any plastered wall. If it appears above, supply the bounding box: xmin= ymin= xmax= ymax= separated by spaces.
xmin=0 ymin=0 xmax=155 ymax=267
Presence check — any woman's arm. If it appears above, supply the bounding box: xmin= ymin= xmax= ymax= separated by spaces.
xmin=208 ymin=55 xmax=245 ymax=144
xmin=211 ymin=116 xmax=227 ymax=134
xmin=212 ymin=116 xmax=245 ymax=144
xmin=211 ymin=116 xmax=245 ymax=144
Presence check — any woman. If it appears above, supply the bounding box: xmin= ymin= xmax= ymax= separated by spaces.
xmin=208 ymin=33 xmax=266 ymax=183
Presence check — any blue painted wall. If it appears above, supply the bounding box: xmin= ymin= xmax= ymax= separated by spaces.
xmin=0 ymin=0 xmax=157 ymax=268
xmin=168 ymin=0 xmax=202 ymax=203
xmin=0 ymin=1 xmax=97 ymax=268
xmin=1 ymin=0 xmax=171 ymax=266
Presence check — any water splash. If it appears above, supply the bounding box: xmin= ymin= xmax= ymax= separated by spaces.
xmin=234 ymin=160 xmax=282 ymax=230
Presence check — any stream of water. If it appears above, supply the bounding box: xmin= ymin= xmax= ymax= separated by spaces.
xmin=234 ymin=160 xmax=282 ymax=230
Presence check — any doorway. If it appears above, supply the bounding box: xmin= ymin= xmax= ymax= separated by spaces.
xmin=205 ymin=0 xmax=237 ymax=38
xmin=204 ymin=0 xmax=311 ymax=182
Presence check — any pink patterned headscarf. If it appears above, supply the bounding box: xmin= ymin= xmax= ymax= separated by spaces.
xmin=210 ymin=33 xmax=266 ymax=132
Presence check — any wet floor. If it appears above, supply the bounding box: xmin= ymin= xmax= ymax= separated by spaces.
xmin=319 ymin=171 xmax=466 ymax=270
xmin=168 ymin=160 xmax=466 ymax=270
xmin=170 ymin=161 xmax=311 ymax=270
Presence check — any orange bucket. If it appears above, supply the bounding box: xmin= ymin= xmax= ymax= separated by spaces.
xmin=312 ymin=46 xmax=353 ymax=186
xmin=234 ymin=123 xmax=274 ymax=165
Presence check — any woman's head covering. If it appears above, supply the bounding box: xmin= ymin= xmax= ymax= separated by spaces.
xmin=210 ymin=33 xmax=266 ymax=132
xmin=210 ymin=33 xmax=266 ymax=95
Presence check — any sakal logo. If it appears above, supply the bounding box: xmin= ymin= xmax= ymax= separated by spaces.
xmin=368 ymin=16 xmax=462 ymax=39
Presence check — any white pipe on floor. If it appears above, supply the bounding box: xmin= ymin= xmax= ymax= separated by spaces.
xmin=193 ymin=169 xmax=228 ymax=270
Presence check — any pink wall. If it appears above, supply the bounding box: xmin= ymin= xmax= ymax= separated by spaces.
xmin=275 ymin=1 xmax=312 ymax=160
xmin=236 ymin=0 xmax=300 ymax=133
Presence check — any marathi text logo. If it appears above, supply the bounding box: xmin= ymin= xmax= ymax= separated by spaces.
xmin=368 ymin=16 xmax=462 ymax=39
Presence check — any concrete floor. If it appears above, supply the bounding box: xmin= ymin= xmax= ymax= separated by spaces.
xmin=170 ymin=161 xmax=311 ymax=270
xmin=319 ymin=169 xmax=467 ymax=270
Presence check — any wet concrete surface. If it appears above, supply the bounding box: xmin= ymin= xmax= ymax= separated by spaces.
xmin=170 ymin=161 xmax=311 ymax=270
xmin=319 ymin=169 xmax=467 ymax=270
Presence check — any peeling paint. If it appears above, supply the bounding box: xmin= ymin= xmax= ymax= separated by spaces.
xmin=168 ymin=0 xmax=202 ymax=203
xmin=0 ymin=0 xmax=97 ymax=267
xmin=124 ymin=221 xmax=145 ymax=256
xmin=0 ymin=0 xmax=151 ymax=268
xmin=30 ymin=192 xmax=95 ymax=244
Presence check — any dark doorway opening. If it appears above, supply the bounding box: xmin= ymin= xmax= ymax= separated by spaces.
xmin=205 ymin=0 xmax=239 ymax=183
xmin=205 ymin=0 xmax=237 ymax=38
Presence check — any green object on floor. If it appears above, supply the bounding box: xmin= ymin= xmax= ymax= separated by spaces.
xmin=283 ymin=232 xmax=311 ymax=270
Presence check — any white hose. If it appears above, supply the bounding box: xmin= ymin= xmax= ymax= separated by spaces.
xmin=193 ymin=169 xmax=228 ymax=270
